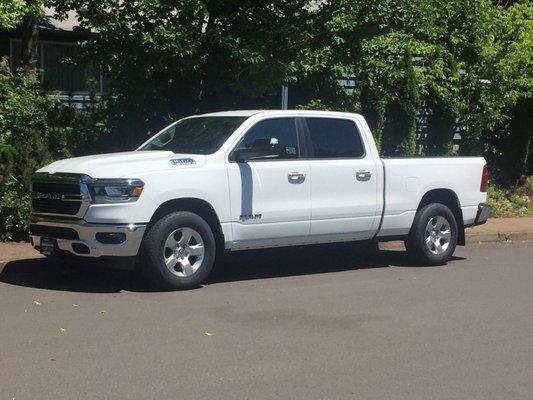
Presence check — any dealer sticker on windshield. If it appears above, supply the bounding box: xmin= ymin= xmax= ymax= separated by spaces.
xmin=170 ymin=158 xmax=196 ymax=166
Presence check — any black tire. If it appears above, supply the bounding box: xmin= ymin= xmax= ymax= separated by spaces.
xmin=139 ymin=211 xmax=216 ymax=290
xmin=405 ymin=203 xmax=458 ymax=265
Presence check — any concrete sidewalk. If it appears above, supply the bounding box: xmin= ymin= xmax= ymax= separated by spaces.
xmin=0 ymin=217 xmax=531 ymax=265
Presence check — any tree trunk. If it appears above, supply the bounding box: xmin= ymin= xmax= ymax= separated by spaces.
xmin=21 ymin=1 xmax=39 ymax=78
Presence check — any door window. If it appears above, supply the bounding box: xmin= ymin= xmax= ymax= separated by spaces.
xmin=305 ymin=118 xmax=365 ymax=158
xmin=234 ymin=118 xmax=300 ymax=159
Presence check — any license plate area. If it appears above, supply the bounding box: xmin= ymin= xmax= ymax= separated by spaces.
xmin=40 ymin=237 xmax=56 ymax=256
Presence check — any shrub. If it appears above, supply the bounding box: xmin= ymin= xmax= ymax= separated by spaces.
xmin=0 ymin=177 xmax=31 ymax=241
xmin=0 ymin=67 xmax=71 ymax=240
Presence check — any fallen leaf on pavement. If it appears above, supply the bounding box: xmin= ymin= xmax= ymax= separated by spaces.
xmin=204 ymin=332 xmax=213 ymax=336
xmin=59 ymin=328 xmax=66 ymax=334
xmin=100 ymin=310 xmax=106 ymax=314
xmin=33 ymin=301 xmax=41 ymax=305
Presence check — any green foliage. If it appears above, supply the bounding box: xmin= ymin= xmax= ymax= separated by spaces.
xmin=0 ymin=68 xmax=70 ymax=182
xmin=45 ymin=0 xmax=530 ymax=163
xmin=487 ymin=176 xmax=532 ymax=217
xmin=0 ymin=0 xmax=26 ymax=29
xmin=0 ymin=68 xmax=72 ymax=240
xmin=304 ymin=0 xmax=532 ymax=163
xmin=0 ymin=177 xmax=31 ymax=241
xmin=0 ymin=0 xmax=45 ymax=29
xmin=48 ymin=0 xmax=326 ymax=150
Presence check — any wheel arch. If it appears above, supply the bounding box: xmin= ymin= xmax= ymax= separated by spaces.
xmin=416 ymin=189 xmax=465 ymax=245
xmin=148 ymin=198 xmax=225 ymax=252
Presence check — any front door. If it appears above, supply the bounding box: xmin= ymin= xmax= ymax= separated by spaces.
xmin=226 ymin=117 xmax=311 ymax=248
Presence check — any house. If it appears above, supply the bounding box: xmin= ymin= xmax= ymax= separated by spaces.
xmin=0 ymin=9 xmax=105 ymax=107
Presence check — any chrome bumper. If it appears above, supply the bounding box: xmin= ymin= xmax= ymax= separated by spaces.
xmin=30 ymin=217 xmax=146 ymax=258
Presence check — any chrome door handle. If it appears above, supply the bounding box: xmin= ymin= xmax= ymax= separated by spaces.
xmin=356 ymin=170 xmax=371 ymax=181
xmin=288 ymin=172 xmax=306 ymax=183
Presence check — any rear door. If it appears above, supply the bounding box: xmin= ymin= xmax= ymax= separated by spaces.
xmin=226 ymin=117 xmax=311 ymax=247
xmin=304 ymin=117 xmax=380 ymax=240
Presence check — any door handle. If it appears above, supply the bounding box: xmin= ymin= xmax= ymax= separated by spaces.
xmin=356 ymin=170 xmax=372 ymax=181
xmin=288 ymin=172 xmax=306 ymax=183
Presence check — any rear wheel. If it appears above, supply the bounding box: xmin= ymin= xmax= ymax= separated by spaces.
xmin=405 ymin=203 xmax=458 ymax=265
xmin=139 ymin=211 xmax=216 ymax=290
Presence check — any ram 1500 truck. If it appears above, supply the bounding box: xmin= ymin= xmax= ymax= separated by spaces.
xmin=30 ymin=110 xmax=490 ymax=289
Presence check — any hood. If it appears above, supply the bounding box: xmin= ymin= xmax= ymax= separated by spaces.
xmin=37 ymin=151 xmax=207 ymax=178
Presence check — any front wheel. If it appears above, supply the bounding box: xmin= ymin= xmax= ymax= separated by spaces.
xmin=139 ymin=211 xmax=216 ymax=290
xmin=405 ymin=203 xmax=458 ymax=265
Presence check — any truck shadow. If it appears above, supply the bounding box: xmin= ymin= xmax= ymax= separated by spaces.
xmin=0 ymin=242 xmax=464 ymax=293
xmin=209 ymin=243 xmax=464 ymax=284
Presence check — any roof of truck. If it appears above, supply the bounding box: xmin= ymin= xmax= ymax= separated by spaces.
xmin=198 ymin=110 xmax=266 ymax=117
xmin=197 ymin=110 xmax=361 ymax=118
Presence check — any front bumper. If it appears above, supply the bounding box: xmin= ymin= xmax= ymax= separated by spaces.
xmin=30 ymin=217 xmax=146 ymax=258
xmin=473 ymin=203 xmax=491 ymax=226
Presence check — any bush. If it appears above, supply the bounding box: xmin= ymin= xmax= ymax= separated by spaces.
xmin=0 ymin=177 xmax=30 ymax=241
xmin=0 ymin=67 xmax=71 ymax=240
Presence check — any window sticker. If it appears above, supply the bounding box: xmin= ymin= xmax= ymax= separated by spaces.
xmin=285 ymin=146 xmax=297 ymax=155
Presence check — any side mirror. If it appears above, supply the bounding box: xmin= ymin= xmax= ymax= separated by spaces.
xmin=233 ymin=137 xmax=280 ymax=162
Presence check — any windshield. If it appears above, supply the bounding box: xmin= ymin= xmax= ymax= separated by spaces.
xmin=138 ymin=116 xmax=247 ymax=154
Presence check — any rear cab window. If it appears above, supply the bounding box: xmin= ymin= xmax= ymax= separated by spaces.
xmin=305 ymin=118 xmax=365 ymax=159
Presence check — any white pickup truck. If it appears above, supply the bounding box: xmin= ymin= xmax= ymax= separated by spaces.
xmin=30 ymin=110 xmax=490 ymax=289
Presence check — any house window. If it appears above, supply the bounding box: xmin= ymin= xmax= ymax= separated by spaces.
xmin=9 ymin=39 xmax=104 ymax=94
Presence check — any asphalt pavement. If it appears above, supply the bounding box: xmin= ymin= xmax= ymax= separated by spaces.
xmin=0 ymin=242 xmax=532 ymax=400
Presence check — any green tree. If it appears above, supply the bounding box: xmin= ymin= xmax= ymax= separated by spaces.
xmin=0 ymin=0 xmax=26 ymax=29
xmin=0 ymin=0 xmax=45 ymax=76
xmin=49 ymin=0 xmax=324 ymax=150
xmin=476 ymin=2 xmax=532 ymax=181
xmin=304 ymin=0 xmax=532 ymax=163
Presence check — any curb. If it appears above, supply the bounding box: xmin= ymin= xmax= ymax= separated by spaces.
xmin=466 ymin=231 xmax=533 ymax=244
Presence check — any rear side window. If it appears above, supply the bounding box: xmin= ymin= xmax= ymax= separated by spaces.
xmin=305 ymin=118 xmax=365 ymax=158
xmin=235 ymin=118 xmax=300 ymax=159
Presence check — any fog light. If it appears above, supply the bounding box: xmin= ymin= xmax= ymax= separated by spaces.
xmin=72 ymin=243 xmax=90 ymax=254
xmin=96 ymin=232 xmax=126 ymax=244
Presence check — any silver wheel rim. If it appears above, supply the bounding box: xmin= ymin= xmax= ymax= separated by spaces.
xmin=163 ymin=227 xmax=205 ymax=277
xmin=425 ymin=216 xmax=452 ymax=255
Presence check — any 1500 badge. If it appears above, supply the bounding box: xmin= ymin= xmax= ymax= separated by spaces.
xmin=239 ymin=213 xmax=262 ymax=221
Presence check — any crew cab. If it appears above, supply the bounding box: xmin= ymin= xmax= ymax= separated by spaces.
xmin=30 ymin=110 xmax=490 ymax=289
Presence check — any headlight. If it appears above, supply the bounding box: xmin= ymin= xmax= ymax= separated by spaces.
xmin=87 ymin=179 xmax=144 ymax=204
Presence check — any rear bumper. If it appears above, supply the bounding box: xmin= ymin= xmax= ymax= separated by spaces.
xmin=30 ymin=217 xmax=146 ymax=258
xmin=473 ymin=203 xmax=491 ymax=226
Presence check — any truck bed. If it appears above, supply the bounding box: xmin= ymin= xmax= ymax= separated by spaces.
xmin=378 ymin=157 xmax=487 ymax=237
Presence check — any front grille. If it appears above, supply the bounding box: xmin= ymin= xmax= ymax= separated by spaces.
xmin=32 ymin=199 xmax=82 ymax=215
xmin=30 ymin=224 xmax=79 ymax=240
xmin=31 ymin=179 xmax=83 ymax=216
